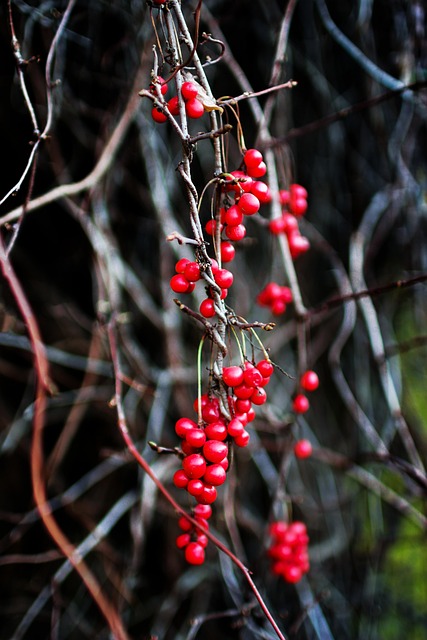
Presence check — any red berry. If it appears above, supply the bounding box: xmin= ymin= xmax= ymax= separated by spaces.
xmin=234 ymin=411 xmax=248 ymax=426
xmin=257 ymin=282 xmax=282 ymax=305
xmin=175 ymin=258 xmax=191 ymax=273
xmin=185 ymin=98 xmax=204 ymax=119
xmin=288 ymin=233 xmax=310 ymax=259
xmin=201 ymin=400 xmax=220 ymax=424
xmin=215 ymin=268 xmax=233 ymax=289
xmin=279 ymin=189 xmax=289 ymax=205
xmin=194 ymin=532 xmax=209 ymax=548
xmin=237 ymin=192 xmax=260 ymax=215
xmin=178 ymin=515 xmax=192 ymax=532
xmin=205 ymin=219 xmax=223 ymax=236
xmin=283 ymin=564 xmax=303 ymax=583
xmin=200 ymin=298 xmax=216 ymax=318
xmin=170 ymin=274 xmax=191 ymax=293
xmin=220 ymin=241 xmax=235 ymax=263
xmin=282 ymin=213 xmax=299 ymax=235
xmin=290 ymin=197 xmax=307 ymax=217
xmin=149 ymin=75 xmax=168 ymax=94
xmin=271 ymin=299 xmax=287 ymax=315
xmin=182 ymin=453 xmax=207 ymax=479
xmin=209 ymin=258 xmax=219 ymax=274
xmin=229 ymin=170 xmax=253 ymax=193
xmin=250 ymin=180 xmax=271 ymax=203
xmin=269 ymin=218 xmax=286 ymax=235
xmin=196 ymin=484 xmax=217 ymax=504
xmin=224 ymin=205 xmax=244 ymax=226
xmin=167 ymin=95 xmax=180 ymax=115
xmin=176 ymin=533 xmax=190 ymax=549
xmin=290 ymin=183 xmax=308 ymax=200
xmin=181 ymin=81 xmax=199 ymax=101
xmin=243 ymin=367 xmax=263 ymax=388
xmin=204 ymin=422 xmax=227 ymax=441
xmin=151 ymin=107 xmax=168 ymax=123
xmin=235 ymin=398 xmax=251 ymax=413
xmin=184 ymin=261 xmax=201 ymax=282
xmin=256 ymin=359 xmax=274 ymax=378
xmin=225 ymin=224 xmax=246 ymax=241
xmin=203 ymin=464 xmax=227 ymax=486
xmin=243 ymin=148 xmax=263 ymax=169
xmin=233 ymin=429 xmax=250 ymax=447
xmin=233 ymin=383 xmax=254 ymax=400
xmin=193 ymin=504 xmax=212 ymax=519
xmin=294 ymin=439 xmax=313 ymax=459
xmin=185 ymin=428 xmax=207 ymax=448
xmin=247 ymin=161 xmax=267 ymax=178
xmin=300 ymin=370 xmax=319 ymax=392
xmin=173 ymin=469 xmax=189 ymax=488
xmin=185 ymin=541 xmax=205 ymax=565
xmin=227 ymin=418 xmax=245 ymax=437
xmin=175 ymin=417 xmax=198 ymax=438
xmin=203 ymin=440 xmax=228 ymax=463
xmin=222 ymin=365 xmax=244 ymax=387
xmin=251 ymin=387 xmax=267 ymax=405
xmin=187 ymin=479 xmax=205 ymax=496
xmin=293 ymin=394 xmax=310 ymax=414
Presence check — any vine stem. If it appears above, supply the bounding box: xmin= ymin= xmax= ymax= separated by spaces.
xmin=107 ymin=318 xmax=287 ymax=640
xmin=0 ymin=233 xmax=129 ymax=640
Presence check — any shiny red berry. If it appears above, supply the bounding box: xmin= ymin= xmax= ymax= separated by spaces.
xmin=243 ymin=148 xmax=263 ymax=169
xmin=182 ymin=454 xmax=207 ymax=479
xmin=222 ymin=365 xmax=244 ymax=388
xmin=203 ymin=464 xmax=227 ymax=486
xmin=220 ymin=241 xmax=235 ymax=263
xmin=300 ymin=370 xmax=319 ymax=392
xmin=293 ymin=394 xmax=310 ymax=414
xmin=225 ymin=224 xmax=246 ymax=241
xmin=151 ymin=107 xmax=167 ymax=123
xmin=294 ymin=439 xmax=313 ymax=459
xmin=237 ymin=192 xmax=260 ymax=215
xmin=200 ymin=298 xmax=216 ymax=318
xmin=181 ymin=81 xmax=198 ymax=100
xmin=203 ymin=440 xmax=228 ymax=463
xmin=256 ymin=359 xmax=274 ymax=378
xmin=185 ymin=98 xmax=204 ymax=118
xmin=185 ymin=541 xmax=205 ymax=565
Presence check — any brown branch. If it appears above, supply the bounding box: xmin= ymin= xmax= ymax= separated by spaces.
xmin=266 ymin=80 xmax=427 ymax=146
xmin=305 ymin=273 xmax=427 ymax=319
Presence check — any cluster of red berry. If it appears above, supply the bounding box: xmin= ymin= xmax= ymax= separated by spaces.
xmin=269 ymin=184 xmax=310 ymax=259
xmin=150 ymin=78 xmax=205 ymax=123
xmin=267 ymin=521 xmax=310 ymax=584
xmin=209 ymin=148 xmax=271 ymax=244
xmin=292 ymin=369 xmax=319 ymax=414
xmin=173 ymin=358 xmax=274 ymax=564
xmin=176 ymin=504 xmax=212 ymax=565
xmin=256 ymin=281 xmax=293 ymax=316
xmin=169 ymin=257 xmax=234 ymax=319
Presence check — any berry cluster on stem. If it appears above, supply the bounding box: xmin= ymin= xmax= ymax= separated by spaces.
xmin=173 ymin=357 xmax=274 ymax=564
xmin=268 ymin=183 xmax=310 ymax=259
xmin=268 ymin=521 xmax=310 ymax=583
